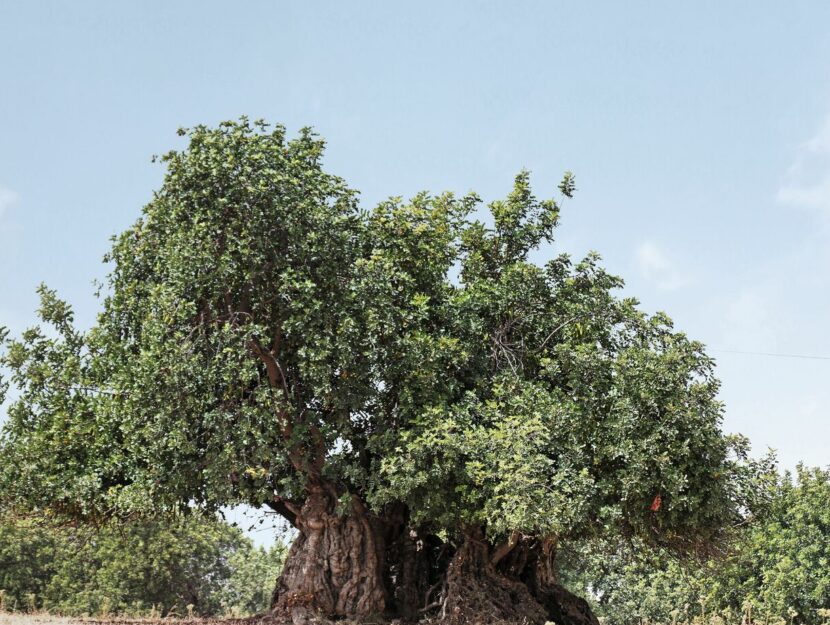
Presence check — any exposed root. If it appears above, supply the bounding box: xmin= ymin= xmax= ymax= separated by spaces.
xmin=442 ymin=536 xmax=548 ymax=625
xmin=270 ymin=499 xmax=599 ymax=625
xmin=536 ymin=584 xmax=601 ymax=625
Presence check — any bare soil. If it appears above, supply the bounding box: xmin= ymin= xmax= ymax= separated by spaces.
xmin=0 ymin=615 xmax=75 ymax=625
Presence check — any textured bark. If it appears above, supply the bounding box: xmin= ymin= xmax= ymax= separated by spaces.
xmin=271 ymin=486 xmax=386 ymax=624
xmin=271 ymin=506 xmax=600 ymax=625
xmin=386 ymin=529 xmax=449 ymax=620
xmin=386 ymin=528 xmax=426 ymax=620
xmin=540 ymin=584 xmax=602 ymax=625
xmin=437 ymin=532 xmax=600 ymax=625
xmin=443 ymin=531 xmax=549 ymax=625
xmin=509 ymin=537 xmax=601 ymax=625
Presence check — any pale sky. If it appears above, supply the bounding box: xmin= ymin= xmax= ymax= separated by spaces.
xmin=2 ymin=2 xmax=830 ymax=544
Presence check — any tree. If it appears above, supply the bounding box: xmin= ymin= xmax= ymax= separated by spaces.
xmin=219 ymin=541 xmax=288 ymax=616
xmin=0 ymin=119 xmax=750 ymax=624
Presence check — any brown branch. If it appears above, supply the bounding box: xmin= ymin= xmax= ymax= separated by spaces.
xmin=265 ymin=498 xmax=301 ymax=527
xmin=309 ymin=424 xmax=328 ymax=478
xmin=247 ymin=337 xmax=290 ymax=400
xmin=270 ymin=326 xmax=282 ymax=357
xmin=490 ymin=529 xmax=521 ymax=566
xmin=420 ymin=601 xmax=442 ymax=614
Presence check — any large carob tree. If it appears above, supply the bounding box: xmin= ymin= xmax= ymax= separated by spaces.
xmin=1 ymin=120 xmax=748 ymax=625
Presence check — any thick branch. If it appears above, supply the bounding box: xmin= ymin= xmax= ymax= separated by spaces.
xmin=248 ymin=337 xmax=290 ymax=400
xmin=265 ymin=497 xmax=301 ymax=527
xmin=490 ymin=529 xmax=521 ymax=566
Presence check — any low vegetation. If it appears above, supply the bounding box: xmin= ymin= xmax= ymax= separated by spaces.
xmin=4 ymin=467 xmax=830 ymax=624
xmin=559 ymin=466 xmax=830 ymax=625
xmin=0 ymin=514 xmax=286 ymax=617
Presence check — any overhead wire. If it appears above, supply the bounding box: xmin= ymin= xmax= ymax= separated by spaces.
xmin=710 ymin=349 xmax=830 ymax=361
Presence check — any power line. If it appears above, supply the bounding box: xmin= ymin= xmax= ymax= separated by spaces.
xmin=711 ymin=349 xmax=830 ymax=361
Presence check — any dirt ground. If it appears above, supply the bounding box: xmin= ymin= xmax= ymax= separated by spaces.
xmin=0 ymin=615 xmax=75 ymax=625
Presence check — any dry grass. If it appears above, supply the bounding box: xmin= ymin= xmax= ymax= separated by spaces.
xmin=0 ymin=616 xmax=273 ymax=625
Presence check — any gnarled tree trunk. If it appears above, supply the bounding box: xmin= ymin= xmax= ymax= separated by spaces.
xmin=385 ymin=525 xmax=446 ymax=620
xmin=272 ymin=508 xmax=600 ymax=625
xmin=440 ymin=531 xmax=600 ymax=625
xmin=442 ymin=529 xmax=549 ymax=625
xmin=517 ymin=538 xmax=601 ymax=625
xmin=271 ymin=485 xmax=386 ymax=624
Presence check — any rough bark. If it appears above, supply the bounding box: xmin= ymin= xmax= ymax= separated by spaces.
xmin=386 ymin=527 xmax=427 ymax=620
xmin=442 ymin=530 xmax=549 ymax=625
xmin=386 ymin=528 xmax=449 ymax=620
xmin=435 ymin=532 xmax=600 ymax=625
xmin=271 ymin=485 xmax=386 ymax=624
xmin=271 ymin=507 xmax=600 ymax=625
xmin=539 ymin=584 xmax=601 ymax=625
xmin=508 ymin=537 xmax=601 ymax=625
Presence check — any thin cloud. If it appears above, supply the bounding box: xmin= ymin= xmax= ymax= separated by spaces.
xmin=635 ymin=241 xmax=686 ymax=290
xmin=777 ymin=115 xmax=830 ymax=214
xmin=0 ymin=185 xmax=18 ymax=220
xmin=719 ymin=288 xmax=780 ymax=352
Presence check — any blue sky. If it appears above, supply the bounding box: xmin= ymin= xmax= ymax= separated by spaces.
xmin=2 ymin=2 xmax=830 ymax=541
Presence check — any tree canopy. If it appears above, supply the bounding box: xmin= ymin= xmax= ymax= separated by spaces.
xmin=0 ymin=119 xmax=752 ymax=624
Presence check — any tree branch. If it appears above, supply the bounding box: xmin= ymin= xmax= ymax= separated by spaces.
xmin=264 ymin=497 xmax=301 ymax=527
xmin=490 ymin=529 xmax=521 ymax=566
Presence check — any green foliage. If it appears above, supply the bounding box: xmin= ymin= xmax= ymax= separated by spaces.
xmin=560 ymin=541 xmax=701 ymax=625
xmin=45 ymin=516 xmax=241 ymax=616
xmin=0 ymin=512 xmax=285 ymax=616
xmin=562 ymin=465 xmax=830 ymax=625
xmin=0 ymin=118 xmax=746 ymax=561
xmin=375 ymin=209 xmax=743 ymax=548
xmin=0 ymin=515 xmax=58 ymax=610
xmin=218 ymin=541 xmax=288 ymax=616
xmin=722 ymin=466 xmax=830 ymax=624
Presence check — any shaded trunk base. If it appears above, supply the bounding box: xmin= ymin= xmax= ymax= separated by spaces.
xmin=271 ymin=509 xmax=598 ymax=625
xmin=439 ymin=533 xmax=600 ymax=625
xmin=443 ymin=538 xmax=548 ymax=625
xmin=519 ymin=537 xmax=602 ymax=625
xmin=537 ymin=584 xmax=601 ymax=625
xmin=271 ymin=490 xmax=386 ymax=625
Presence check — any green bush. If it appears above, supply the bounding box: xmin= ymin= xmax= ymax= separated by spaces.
xmin=0 ymin=515 xmax=59 ymax=612
xmin=0 ymin=512 xmax=286 ymax=617
xmin=561 ymin=466 xmax=830 ymax=625
xmin=217 ymin=541 xmax=288 ymax=616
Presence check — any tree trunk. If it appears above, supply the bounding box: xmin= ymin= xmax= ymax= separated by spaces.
xmin=271 ymin=485 xmax=386 ymax=624
xmin=385 ymin=526 xmax=427 ymax=620
xmin=505 ymin=537 xmax=601 ymax=625
xmin=438 ymin=531 xmax=600 ymax=625
xmin=272 ymin=505 xmax=600 ymax=625
xmin=442 ymin=529 xmax=549 ymax=625
xmin=386 ymin=527 xmax=450 ymax=620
